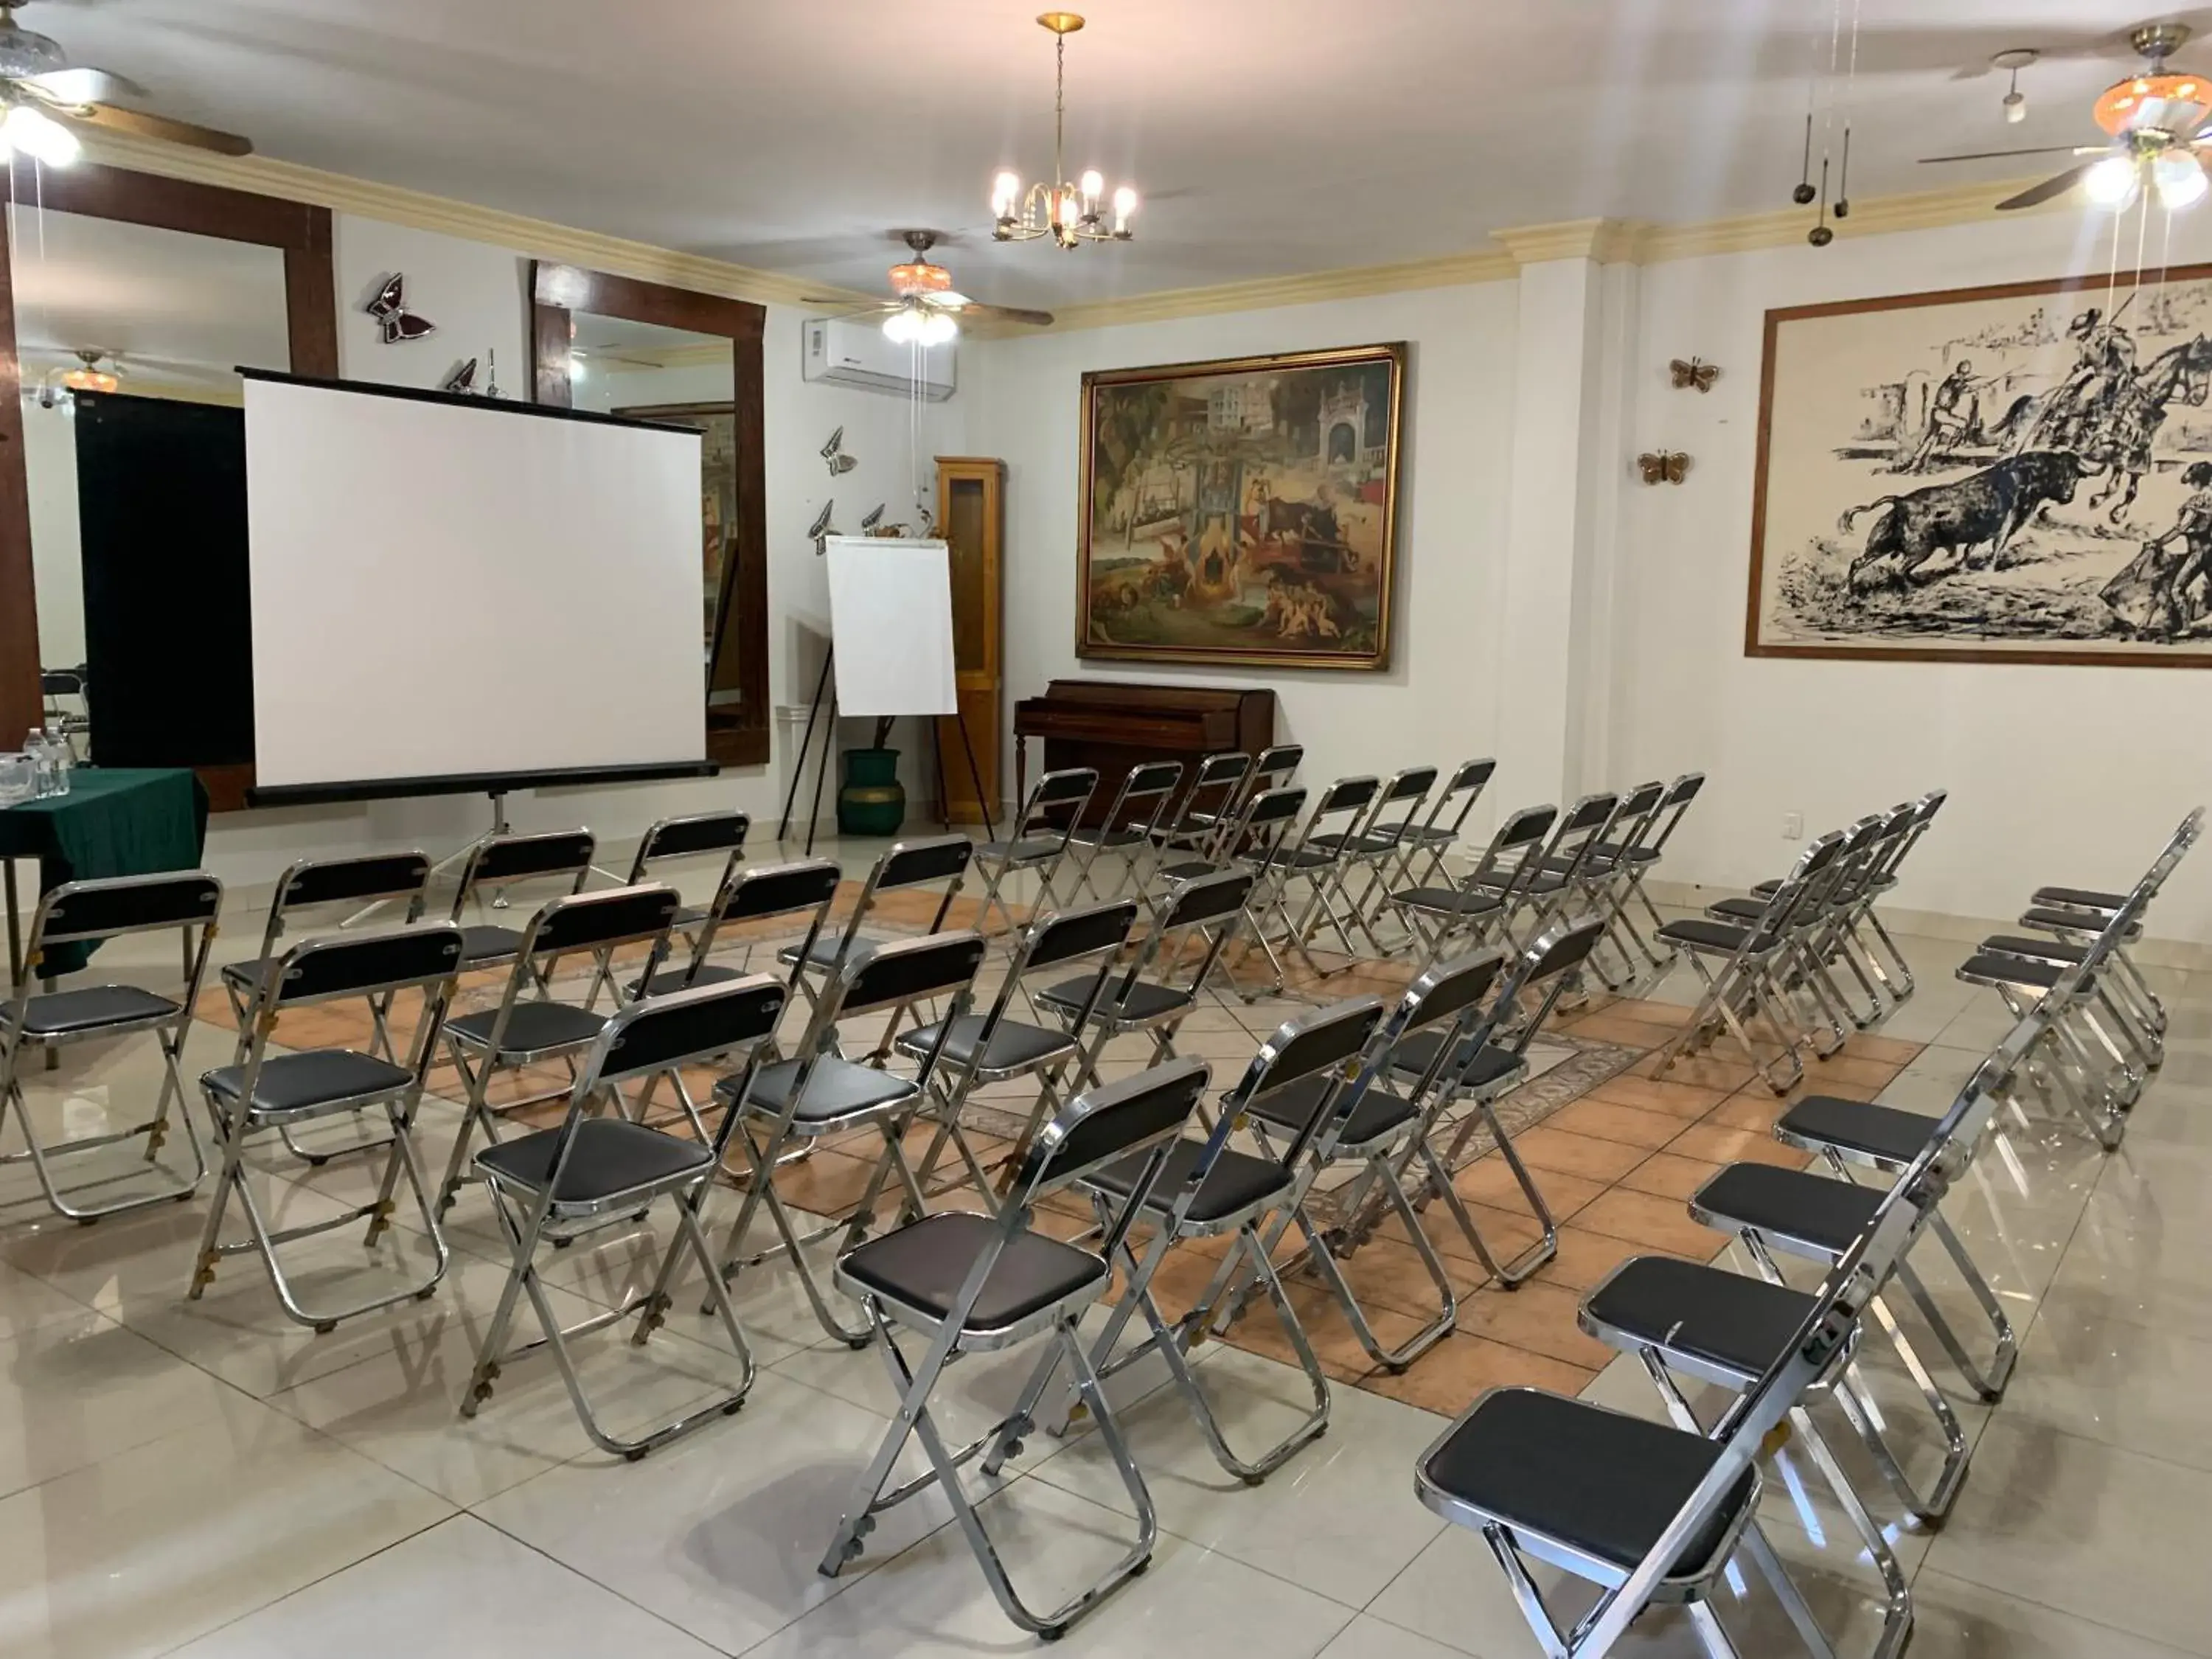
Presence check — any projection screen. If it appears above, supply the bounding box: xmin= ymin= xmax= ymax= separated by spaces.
xmin=243 ymin=374 xmax=706 ymax=797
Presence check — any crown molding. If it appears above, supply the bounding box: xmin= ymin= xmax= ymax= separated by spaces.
xmin=1492 ymin=218 xmax=1651 ymax=265
xmin=1640 ymin=173 xmax=2061 ymax=261
xmin=74 ymin=132 xmax=874 ymax=312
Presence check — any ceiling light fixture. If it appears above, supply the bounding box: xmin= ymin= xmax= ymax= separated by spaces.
xmin=0 ymin=98 xmax=78 ymax=164
xmin=2083 ymin=151 xmax=2143 ymax=209
xmin=60 ymin=348 xmax=115 ymax=393
xmin=883 ymin=304 xmax=957 ymax=347
xmin=1992 ymin=47 xmax=2037 ymax=124
xmin=990 ymin=13 xmax=1135 ymax=248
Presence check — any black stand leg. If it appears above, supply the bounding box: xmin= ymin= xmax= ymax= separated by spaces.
xmin=802 ymin=686 xmax=838 ymax=858
xmin=778 ymin=648 xmax=835 ymax=844
xmin=931 ymin=720 xmax=951 ymax=832
xmin=952 ymin=709 xmax=997 ymax=844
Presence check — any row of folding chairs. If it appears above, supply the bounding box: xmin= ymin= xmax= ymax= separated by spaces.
xmin=1652 ymin=790 xmax=1945 ymax=1095
xmin=1409 ymin=842 xmax=2176 ymax=1659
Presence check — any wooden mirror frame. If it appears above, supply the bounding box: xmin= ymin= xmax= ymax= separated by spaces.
xmin=529 ymin=261 xmax=769 ymax=768
xmin=0 ymin=161 xmax=337 ymax=797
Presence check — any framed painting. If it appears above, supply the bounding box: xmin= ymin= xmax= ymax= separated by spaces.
xmin=1747 ymin=260 xmax=2212 ymax=666
xmin=613 ymin=399 xmax=740 ymax=696
xmin=1077 ymin=341 xmax=1405 ymax=670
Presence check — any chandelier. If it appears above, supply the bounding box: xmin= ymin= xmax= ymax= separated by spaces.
xmin=59 ymin=349 xmax=116 ymax=393
xmin=990 ymin=13 xmax=1135 ymax=248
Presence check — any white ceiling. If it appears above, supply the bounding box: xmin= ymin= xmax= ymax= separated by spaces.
xmin=27 ymin=0 xmax=2212 ymax=310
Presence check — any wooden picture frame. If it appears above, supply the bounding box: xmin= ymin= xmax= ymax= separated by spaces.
xmin=1747 ymin=260 xmax=2212 ymax=667
xmin=1077 ymin=341 xmax=1405 ymax=672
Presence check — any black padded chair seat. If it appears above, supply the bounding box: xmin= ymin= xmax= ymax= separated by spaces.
xmin=201 ymin=1049 xmax=414 ymax=1119
xmin=1592 ymin=841 xmax=1661 ymax=864
xmin=841 ymin=1211 xmax=1107 ymax=1332
xmin=1692 ymin=1162 xmax=1881 ymax=1257
xmin=1980 ymin=933 xmax=2089 ymax=966
xmin=1958 ymin=952 xmax=2078 ymax=992
xmin=1584 ymin=1256 xmax=1818 ymax=1385
xmin=2033 ymin=885 xmax=2125 ymax=913
xmin=1475 ymin=871 xmax=1566 ymax=895
xmin=1158 ymin=859 xmax=1221 ymax=883
xmin=2020 ymin=906 xmax=2132 ymax=937
xmin=1087 ymin=1137 xmax=1292 ymax=1228
xmin=1282 ymin=846 xmax=1335 ymax=870
xmin=779 ymin=932 xmax=885 ymax=971
xmin=1704 ymin=896 xmax=1769 ymax=923
xmin=1036 ymin=971 xmax=1193 ymax=1027
xmin=720 ymin=1054 xmax=914 ymax=1124
xmin=1402 ymin=824 xmax=1460 ymax=844
xmin=1750 ymin=879 xmax=1784 ymax=898
xmin=4 ymin=984 xmax=178 ymax=1037
xmin=1068 ymin=826 xmax=1148 ymax=849
xmin=1658 ymin=918 xmax=1775 ymax=955
xmin=895 ymin=1014 xmax=1072 ymax=1074
xmin=446 ymin=1000 xmax=607 ymax=1055
xmin=1248 ymin=1072 xmax=1419 ymax=1148
xmin=978 ymin=835 xmax=1062 ymax=865
xmin=1775 ymin=1095 xmax=1937 ymax=1166
xmin=626 ymin=962 xmax=747 ymax=999
xmin=459 ymin=924 xmax=524 ymax=965
xmin=478 ymin=1117 xmax=710 ymax=1203
xmin=1420 ymin=1388 xmax=1756 ymax=1577
xmin=1542 ymin=855 xmax=1616 ymax=877
xmin=1312 ymin=832 xmax=1401 ymax=856
xmin=1393 ymin=887 xmax=1503 ymax=917
xmin=1386 ymin=1031 xmax=1524 ymax=1093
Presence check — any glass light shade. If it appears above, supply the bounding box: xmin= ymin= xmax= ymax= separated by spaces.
xmin=2 ymin=104 xmax=80 ymax=165
xmin=992 ymin=170 xmax=1020 ymax=217
xmin=882 ymin=307 xmax=925 ymax=344
xmin=917 ymin=311 xmax=958 ymax=347
xmin=2155 ymin=150 xmax=2209 ymax=209
xmin=2003 ymin=90 xmax=2027 ymax=123
xmin=61 ymin=366 xmax=117 ymax=393
xmin=2084 ymin=153 xmax=2143 ymax=208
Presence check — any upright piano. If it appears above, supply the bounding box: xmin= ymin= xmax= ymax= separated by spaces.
xmin=1012 ymin=679 xmax=1276 ymax=821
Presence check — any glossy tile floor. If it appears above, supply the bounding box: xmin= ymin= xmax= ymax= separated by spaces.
xmin=1 ymin=841 xmax=2207 ymax=1657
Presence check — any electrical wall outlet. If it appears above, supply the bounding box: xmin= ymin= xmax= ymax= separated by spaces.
xmin=1782 ymin=811 xmax=1804 ymax=840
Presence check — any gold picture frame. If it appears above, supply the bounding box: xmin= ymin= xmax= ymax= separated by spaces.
xmin=1077 ymin=341 xmax=1406 ymax=671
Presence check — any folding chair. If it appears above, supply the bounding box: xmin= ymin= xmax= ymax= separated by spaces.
xmin=1590 ymin=770 xmax=1704 ymax=978
xmin=1278 ymin=773 xmax=1383 ymax=966
xmin=585 ymin=810 xmax=749 ymax=1004
xmin=895 ymin=900 xmax=1140 ymax=1208
xmin=1034 ymin=866 xmax=1254 ymax=1093
xmin=1379 ymin=916 xmax=1610 ymax=1285
xmin=710 ymin=931 xmax=990 ymax=1346
xmin=462 ymin=973 xmax=788 ymax=1460
xmin=1206 ymin=784 xmax=1313 ymax=1000
xmin=0 ymin=872 xmax=221 ymax=1221
xmin=1480 ymin=789 xmax=1621 ymax=954
xmin=433 ymin=884 xmax=682 ymax=1217
xmin=192 ymin=925 xmax=465 ymax=1330
xmin=1064 ymin=759 xmax=1183 ymax=904
xmin=1562 ymin=779 xmax=1664 ymax=990
xmin=1072 ymin=995 xmax=1389 ymax=1482
xmin=448 ymin=829 xmax=597 ymax=972
xmin=1310 ymin=763 xmax=1439 ymax=956
xmin=1390 ymin=802 xmax=1557 ymax=965
xmin=1414 ymin=1013 xmax=1969 ymax=1659
xmin=1150 ymin=750 xmax=1251 ymax=870
xmin=1705 ymin=815 xmax=1883 ymax=1054
xmin=1243 ymin=945 xmax=1512 ymax=1370
xmin=972 ymin=767 xmax=1098 ymax=939
xmin=818 ymin=1057 xmax=1215 ymax=1638
xmin=776 ymin=834 xmax=971 ymax=1012
xmin=1857 ymin=788 xmax=1946 ymax=1000
xmin=1385 ymin=756 xmax=1497 ymax=896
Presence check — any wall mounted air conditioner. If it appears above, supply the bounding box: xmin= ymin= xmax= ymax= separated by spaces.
xmin=801 ymin=318 xmax=957 ymax=403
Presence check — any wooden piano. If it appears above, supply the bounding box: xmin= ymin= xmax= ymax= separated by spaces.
xmin=1012 ymin=679 xmax=1276 ymax=822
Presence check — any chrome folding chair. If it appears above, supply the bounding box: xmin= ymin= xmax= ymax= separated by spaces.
xmin=1311 ymin=763 xmax=1439 ymax=956
xmin=1482 ymin=789 xmax=1621 ymax=955
xmin=1705 ymin=814 xmax=1883 ymax=1055
xmin=776 ymin=833 xmax=971 ymax=1012
xmin=1390 ymin=801 xmax=1557 ymax=964
xmin=1035 ymin=866 xmax=1254 ymax=1092
xmin=192 ymin=925 xmax=465 ymax=1330
xmin=1072 ymin=995 xmax=1389 ymax=1482
xmin=220 ymin=849 xmax=432 ymax=1168
xmin=1857 ymin=788 xmax=1947 ymax=1001
xmin=1380 ymin=916 xmax=1609 ymax=1285
xmin=1065 ymin=759 xmax=1183 ymax=904
xmin=585 ymin=809 xmax=749 ymax=1005
xmin=1279 ymin=773 xmax=1383 ymax=966
xmin=1184 ymin=742 xmax=1304 ymax=864
xmin=1150 ymin=750 xmax=1251 ymax=870
xmin=711 ymin=931 xmax=990 ymax=1346
xmin=896 ymin=899 xmax=1140 ymax=1208
xmin=1564 ymin=779 xmax=1664 ymax=990
xmin=434 ymin=884 xmax=681 ymax=1217
xmin=462 ymin=973 xmax=788 ymax=1460
xmin=818 ymin=1057 xmax=1214 ymax=1639
xmin=1414 ymin=1030 xmax=1961 ymax=1659
xmin=1385 ymin=756 xmax=1497 ymax=896
xmin=972 ymin=767 xmax=1098 ymax=939
xmin=1592 ymin=770 xmax=1705 ymax=978
xmin=1245 ymin=946 xmax=1512 ymax=1370
xmin=447 ymin=829 xmax=597 ymax=973
xmin=1208 ymin=784 xmax=1313 ymax=1000
xmin=0 ymin=872 xmax=221 ymax=1221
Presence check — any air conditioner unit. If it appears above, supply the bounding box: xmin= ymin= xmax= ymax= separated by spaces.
xmin=801 ymin=318 xmax=957 ymax=402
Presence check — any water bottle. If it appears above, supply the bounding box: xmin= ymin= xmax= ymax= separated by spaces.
xmin=22 ymin=731 xmax=52 ymax=799
xmin=42 ymin=722 xmax=70 ymax=796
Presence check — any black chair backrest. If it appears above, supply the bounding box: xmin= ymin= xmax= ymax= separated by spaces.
xmin=1016 ymin=1055 xmax=1213 ymax=1200
xmin=1315 ymin=774 xmax=1380 ymax=819
xmin=1485 ymin=914 xmax=1610 ymax=1060
xmin=1753 ymin=832 xmax=1845 ymax=934
xmin=596 ymin=972 xmax=787 ymax=1083
xmin=1495 ymin=804 xmax=1554 ymax=849
xmin=1638 ymin=771 xmax=1705 ymax=856
xmin=1223 ymin=994 xmax=1389 ymax=1157
xmin=466 ymin=830 xmax=595 ymax=890
xmin=1382 ymin=765 xmax=1438 ymax=806
xmin=722 ymin=858 xmax=842 ymax=925
xmin=524 ymin=883 xmax=681 ymax=959
xmin=1158 ymin=866 xmax=1255 ymax=932
xmin=1253 ymin=743 xmax=1304 ymax=784
xmin=1555 ymin=790 xmax=1618 ymax=841
xmin=1030 ymin=768 xmax=1098 ymax=810
xmin=877 ymin=834 xmax=973 ymax=891
xmin=1399 ymin=945 xmax=1511 ymax=1036
xmin=271 ymin=924 xmax=465 ymax=1006
xmin=1448 ymin=757 xmax=1496 ymax=796
xmin=276 ymin=851 xmax=431 ymax=911
xmin=637 ymin=810 xmax=748 ymax=864
xmin=1244 ymin=784 xmax=1308 ymax=831
xmin=1121 ymin=759 xmax=1186 ymax=800
xmin=1026 ymin=900 xmax=1141 ymax=971
xmin=1613 ymin=778 xmax=1666 ymax=829
xmin=36 ymin=872 xmax=223 ymax=945
xmin=838 ymin=930 xmax=989 ymax=1017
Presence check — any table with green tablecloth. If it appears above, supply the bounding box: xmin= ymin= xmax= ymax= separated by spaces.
xmin=0 ymin=768 xmax=209 ymax=982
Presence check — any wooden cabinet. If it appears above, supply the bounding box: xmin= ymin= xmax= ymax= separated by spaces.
xmin=934 ymin=456 xmax=1005 ymax=824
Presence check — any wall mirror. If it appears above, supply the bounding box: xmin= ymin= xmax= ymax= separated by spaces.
xmin=530 ymin=262 xmax=768 ymax=768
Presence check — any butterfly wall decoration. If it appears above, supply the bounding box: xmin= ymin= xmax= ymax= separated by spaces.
xmin=1638 ymin=451 xmax=1691 ymax=485
xmin=807 ymin=500 xmax=837 ymax=555
xmin=364 ymin=274 xmax=436 ymax=344
xmin=441 ymin=358 xmax=478 ymax=394
xmin=858 ymin=504 xmax=885 ymax=532
xmin=821 ymin=425 xmax=859 ymax=476
xmin=1669 ymin=356 xmax=1719 ymax=393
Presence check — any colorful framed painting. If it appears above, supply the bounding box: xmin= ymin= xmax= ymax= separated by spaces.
xmin=1747 ymin=260 xmax=2212 ymax=666
xmin=1077 ymin=341 xmax=1405 ymax=670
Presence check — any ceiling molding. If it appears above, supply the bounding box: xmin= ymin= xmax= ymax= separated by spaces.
xmin=74 ymin=131 xmax=874 ymax=311
xmin=1639 ymin=173 xmax=2063 ymax=261
xmin=1493 ymin=218 xmax=1651 ymax=265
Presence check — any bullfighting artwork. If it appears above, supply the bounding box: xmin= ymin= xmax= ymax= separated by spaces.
xmin=1747 ymin=262 xmax=2212 ymax=665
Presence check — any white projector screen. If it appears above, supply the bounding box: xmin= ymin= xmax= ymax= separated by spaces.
xmin=824 ymin=538 xmax=958 ymax=717
xmin=244 ymin=376 xmax=706 ymax=793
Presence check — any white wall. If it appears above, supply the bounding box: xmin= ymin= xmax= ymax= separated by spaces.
xmin=969 ymin=284 xmax=1518 ymax=815
xmin=1610 ymin=211 xmax=2212 ymax=944
xmin=23 ymin=400 xmax=83 ymax=667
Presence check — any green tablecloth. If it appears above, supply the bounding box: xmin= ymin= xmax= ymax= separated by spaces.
xmin=0 ymin=768 xmax=209 ymax=977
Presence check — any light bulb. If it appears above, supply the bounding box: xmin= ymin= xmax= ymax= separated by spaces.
xmin=918 ymin=311 xmax=958 ymax=347
xmin=2084 ymin=153 xmax=2142 ymax=209
xmin=992 ymin=170 xmax=1020 ymax=218
xmin=2003 ymin=89 xmax=2027 ymax=123
xmin=2 ymin=105 xmax=80 ymax=166
xmin=1079 ymin=169 xmax=1104 ymax=210
xmin=882 ymin=307 xmax=924 ymax=345
xmin=1112 ymin=184 xmax=1138 ymax=231
xmin=2155 ymin=151 xmax=2208 ymax=209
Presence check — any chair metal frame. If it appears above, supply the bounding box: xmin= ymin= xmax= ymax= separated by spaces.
xmin=1279 ymin=773 xmax=1385 ymax=967
xmin=1158 ymin=782 xmax=1310 ymax=999
xmin=582 ymin=809 xmax=750 ymax=1006
xmin=775 ymin=834 xmax=972 ymax=1019
xmin=0 ymin=871 xmax=222 ymax=1221
xmin=972 ymin=766 xmax=1099 ymax=939
xmin=1389 ymin=802 xmax=1558 ymax=965
xmin=1313 ymin=763 xmax=1440 ymax=956
xmin=192 ymin=924 xmax=466 ymax=1330
xmin=1150 ymin=750 xmax=1252 ymax=871
xmin=1482 ymin=790 xmax=1622 ymax=958
xmin=1566 ymin=779 xmax=1666 ymax=991
xmin=1595 ymin=770 xmax=1705 ymax=978
xmin=1184 ymin=742 xmax=1304 ymax=865
xmin=1383 ymin=757 xmax=1497 ymax=897
xmin=1065 ymin=759 xmax=1184 ymax=904
xmin=445 ymin=828 xmax=597 ymax=973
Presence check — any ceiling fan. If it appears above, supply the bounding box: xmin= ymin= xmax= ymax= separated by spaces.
xmin=0 ymin=0 xmax=252 ymax=164
xmin=807 ymin=231 xmax=1054 ymax=344
xmin=1923 ymin=23 xmax=2211 ymax=212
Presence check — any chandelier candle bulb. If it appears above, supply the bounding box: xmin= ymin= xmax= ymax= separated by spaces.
xmin=989 ymin=13 xmax=1138 ymax=249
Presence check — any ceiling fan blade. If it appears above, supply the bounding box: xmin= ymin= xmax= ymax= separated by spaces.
xmin=1919 ymin=145 xmax=2094 ymax=164
xmin=961 ymin=302 xmax=1056 ymax=328
xmin=60 ymin=102 xmax=254 ymax=156
xmin=925 ymin=291 xmax=973 ymax=310
xmin=1997 ymin=164 xmax=2098 ymax=209
xmin=22 ymin=66 xmax=150 ymax=104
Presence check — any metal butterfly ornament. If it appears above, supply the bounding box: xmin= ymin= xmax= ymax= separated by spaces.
xmin=366 ymin=274 xmax=436 ymax=344
xmin=821 ymin=425 xmax=859 ymax=476
xmin=1669 ymin=357 xmax=1719 ymax=393
xmin=807 ymin=501 xmax=837 ymax=555
xmin=1638 ymin=451 xmax=1690 ymax=485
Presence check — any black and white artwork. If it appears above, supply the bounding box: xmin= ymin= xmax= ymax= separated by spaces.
xmin=1747 ymin=262 xmax=2212 ymax=665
